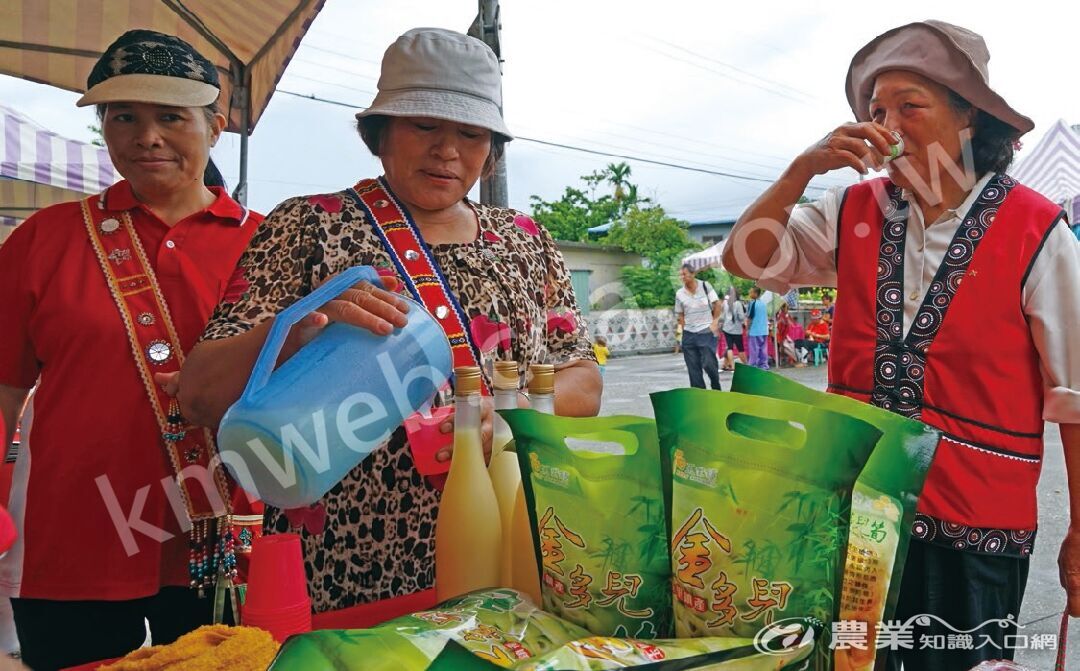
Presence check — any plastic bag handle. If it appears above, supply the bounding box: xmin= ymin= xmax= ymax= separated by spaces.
xmin=562 ymin=429 xmax=640 ymax=457
xmin=242 ymin=265 xmax=382 ymax=400
xmin=499 ymin=411 xmax=651 ymax=457
xmin=694 ymin=391 xmax=813 ymax=454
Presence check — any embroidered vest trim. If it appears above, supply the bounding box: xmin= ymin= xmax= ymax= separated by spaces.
xmin=82 ymin=195 xmax=238 ymax=592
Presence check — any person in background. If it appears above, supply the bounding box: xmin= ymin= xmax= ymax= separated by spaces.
xmin=723 ymin=19 xmax=1080 ymax=669
xmin=675 ymin=264 xmax=722 ymax=390
xmin=719 ymin=286 xmax=746 ymax=371
xmin=775 ymin=302 xmax=801 ymax=367
xmin=593 ymin=335 xmax=610 ymax=376
xmin=795 ymin=309 xmax=830 ymax=363
xmin=743 ymin=286 xmax=769 ymax=370
xmin=0 ymin=30 xmax=263 ymax=669
xmin=821 ymin=292 xmax=835 ymax=324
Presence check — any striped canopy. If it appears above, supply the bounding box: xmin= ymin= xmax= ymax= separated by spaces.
xmin=0 ymin=103 xmax=116 ymax=242
xmin=682 ymin=239 xmax=726 ymax=271
xmin=1011 ymin=119 xmax=1080 ymax=225
xmin=0 ymin=0 xmax=325 ymax=134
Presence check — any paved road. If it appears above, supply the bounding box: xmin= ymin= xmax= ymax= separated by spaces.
xmin=598 ymin=351 xmax=1074 ymax=668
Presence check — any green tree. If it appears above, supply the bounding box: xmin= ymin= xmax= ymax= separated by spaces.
xmin=720 ymin=270 xmax=755 ymax=300
xmin=607 ymin=162 xmax=632 ymax=202
xmin=88 ymin=124 xmax=105 ymax=147
xmin=529 ymin=162 xmax=647 ymax=242
xmin=602 ymin=205 xmax=700 ymax=308
xmin=528 ymin=187 xmax=617 ymax=242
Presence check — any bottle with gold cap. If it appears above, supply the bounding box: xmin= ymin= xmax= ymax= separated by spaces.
xmin=527 ymin=363 xmax=555 ymax=414
xmin=434 ymin=366 xmax=502 ymax=601
xmin=508 ymin=363 xmax=555 ymax=603
xmin=488 ymin=360 xmax=521 ymax=586
xmin=490 ymin=360 xmax=519 ymax=459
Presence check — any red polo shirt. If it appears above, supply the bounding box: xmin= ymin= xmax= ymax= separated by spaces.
xmin=806 ymin=321 xmax=831 ymax=342
xmin=0 ymin=181 xmax=261 ymax=600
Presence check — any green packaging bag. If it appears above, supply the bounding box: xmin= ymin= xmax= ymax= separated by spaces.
xmin=502 ymin=410 xmax=673 ymax=638
xmin=651 ymin=389 xmax=881 ymax=668
xmin=513 ymin=626 xmax=817 ymax=670
xmin=730 ymin=366 xmax=939 ymax=671
xmin=268 ymin=588 xmax=591 ymax=670
xmin=268 ymin=587 xmax=816 ymax=670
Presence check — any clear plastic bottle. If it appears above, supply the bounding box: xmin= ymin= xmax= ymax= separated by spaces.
xmin=434 ymin=367 xmax=502 ymax=601
xmin=488 ymin=360 xmax=522 ymax=586
xmin=509 ymin=364 xmax=555 ymax=603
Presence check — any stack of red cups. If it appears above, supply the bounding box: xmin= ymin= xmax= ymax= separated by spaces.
xmin=242 ymin=533 xmax=312 ymax=642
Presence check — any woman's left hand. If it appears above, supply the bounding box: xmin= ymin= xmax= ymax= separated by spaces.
xmin=436 ymin=396 xmax=495 ymax=463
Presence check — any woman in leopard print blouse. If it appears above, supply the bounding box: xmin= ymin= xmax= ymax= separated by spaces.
xmin=176 ymin=28 xmax=601 ymax=615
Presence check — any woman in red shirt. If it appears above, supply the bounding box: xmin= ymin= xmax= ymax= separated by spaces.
xmin=794 ymin=309 xmax=831 ymax=363
xmin=0 ymin=31 xmax=262 ymax=670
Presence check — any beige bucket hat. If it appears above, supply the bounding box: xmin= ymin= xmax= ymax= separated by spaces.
xmin=846 ymin=20 xmax=1033 ymax=134
xmin=356 ymin=28 xmax=513 ymax=140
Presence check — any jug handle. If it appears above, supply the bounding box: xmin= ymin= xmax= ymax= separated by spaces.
xmin=243 ymin=265 xmax=383 ymax=400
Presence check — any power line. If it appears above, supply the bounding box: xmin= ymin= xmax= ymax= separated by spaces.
xmin=644 ymin=35 xmax=817 ymax=101
xmin=279 ymin=89 xmax=363 ymax=108
xmin=275 ymin=89 xmax=829 ymax=191
xmin=280 ymin=73 xmax=375 ymax=97
xmin=292 ymin=56 xmax=378 ymax=81
xmin=299 ymin=42 xmax=382 ymax=67
xmin=632 ymin=40 xmax=808 ymax=104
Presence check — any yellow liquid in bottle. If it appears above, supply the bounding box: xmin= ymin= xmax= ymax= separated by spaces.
xmin=508 ymin=389 xmax=552 ymax=605
xmin=489 ymin=386 xmax=519 ymax=587
xmin=488 ymin=451 xmax=520 ymax=587
xmin=509 ymin=484 xmax=542 ymax=605
xmin=435 ymin=393 xmax=502 ymax=601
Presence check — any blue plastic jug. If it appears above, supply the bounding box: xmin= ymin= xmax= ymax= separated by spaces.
xmin=217 ymin=266 xmax=453 ymax=509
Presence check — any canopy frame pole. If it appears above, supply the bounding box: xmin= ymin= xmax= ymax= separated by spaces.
xmin=233 ymin=75 xmax=250 ymax=205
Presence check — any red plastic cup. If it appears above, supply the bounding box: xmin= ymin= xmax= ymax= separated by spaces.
xmin=403 ymin=406 xmax=454 ymax=476
xmin=243 ymin=601 xmax=312 ymax=642
xmin=244 ymin=533 xmax=309 ymax=612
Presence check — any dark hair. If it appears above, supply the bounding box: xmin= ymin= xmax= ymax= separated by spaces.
xmin=356 ymin=115 xmax=507 ymax=177
xmin=947 ymin=91 xmax=1020 ymax=176
xmin=96 ymin=102 xmax=226 ymax=188
xmin=680 ymin=263 xmax=694 ymax=273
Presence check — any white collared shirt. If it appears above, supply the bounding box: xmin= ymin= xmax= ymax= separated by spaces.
xmin=757 ymin=173 xmax=1080 ymax=423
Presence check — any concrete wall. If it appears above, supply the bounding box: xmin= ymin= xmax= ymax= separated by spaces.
xmin=555 ymin=241 xmax=644 ymax=311
xmin=587 ymin=307 xmax=677 ymax=356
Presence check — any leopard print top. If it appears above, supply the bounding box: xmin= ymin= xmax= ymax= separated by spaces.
xmin=202 ymin=188 xmax=595 ymax=613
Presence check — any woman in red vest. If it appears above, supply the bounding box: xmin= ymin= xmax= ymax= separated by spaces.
xmin=0 ymin=31 xmax=264 ymax=669
xmin=724 ymin=20 xmax=1080 ymax=670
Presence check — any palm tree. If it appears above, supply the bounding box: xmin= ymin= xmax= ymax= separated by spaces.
xmin=606 ymin=162 xmax=632 ymax=201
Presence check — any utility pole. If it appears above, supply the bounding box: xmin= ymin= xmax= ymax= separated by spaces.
xmin=468 ymin=0 xmax=509 ymax=207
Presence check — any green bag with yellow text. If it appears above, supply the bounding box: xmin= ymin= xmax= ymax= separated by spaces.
xmin=731 ymin=366 xmax=939 ymax=671
xmin=503 ymin=410 xmax=673 ymax=639
xmin=652 ymin=389 xmax=881 ymax=669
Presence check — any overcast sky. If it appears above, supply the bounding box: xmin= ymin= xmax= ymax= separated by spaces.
xmin=2 ymin=0 xmax=1076 ymax=222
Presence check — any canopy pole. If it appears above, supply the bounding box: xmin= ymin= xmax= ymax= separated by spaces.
xmin=232 ymin=74 xmax=250 ymax=206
